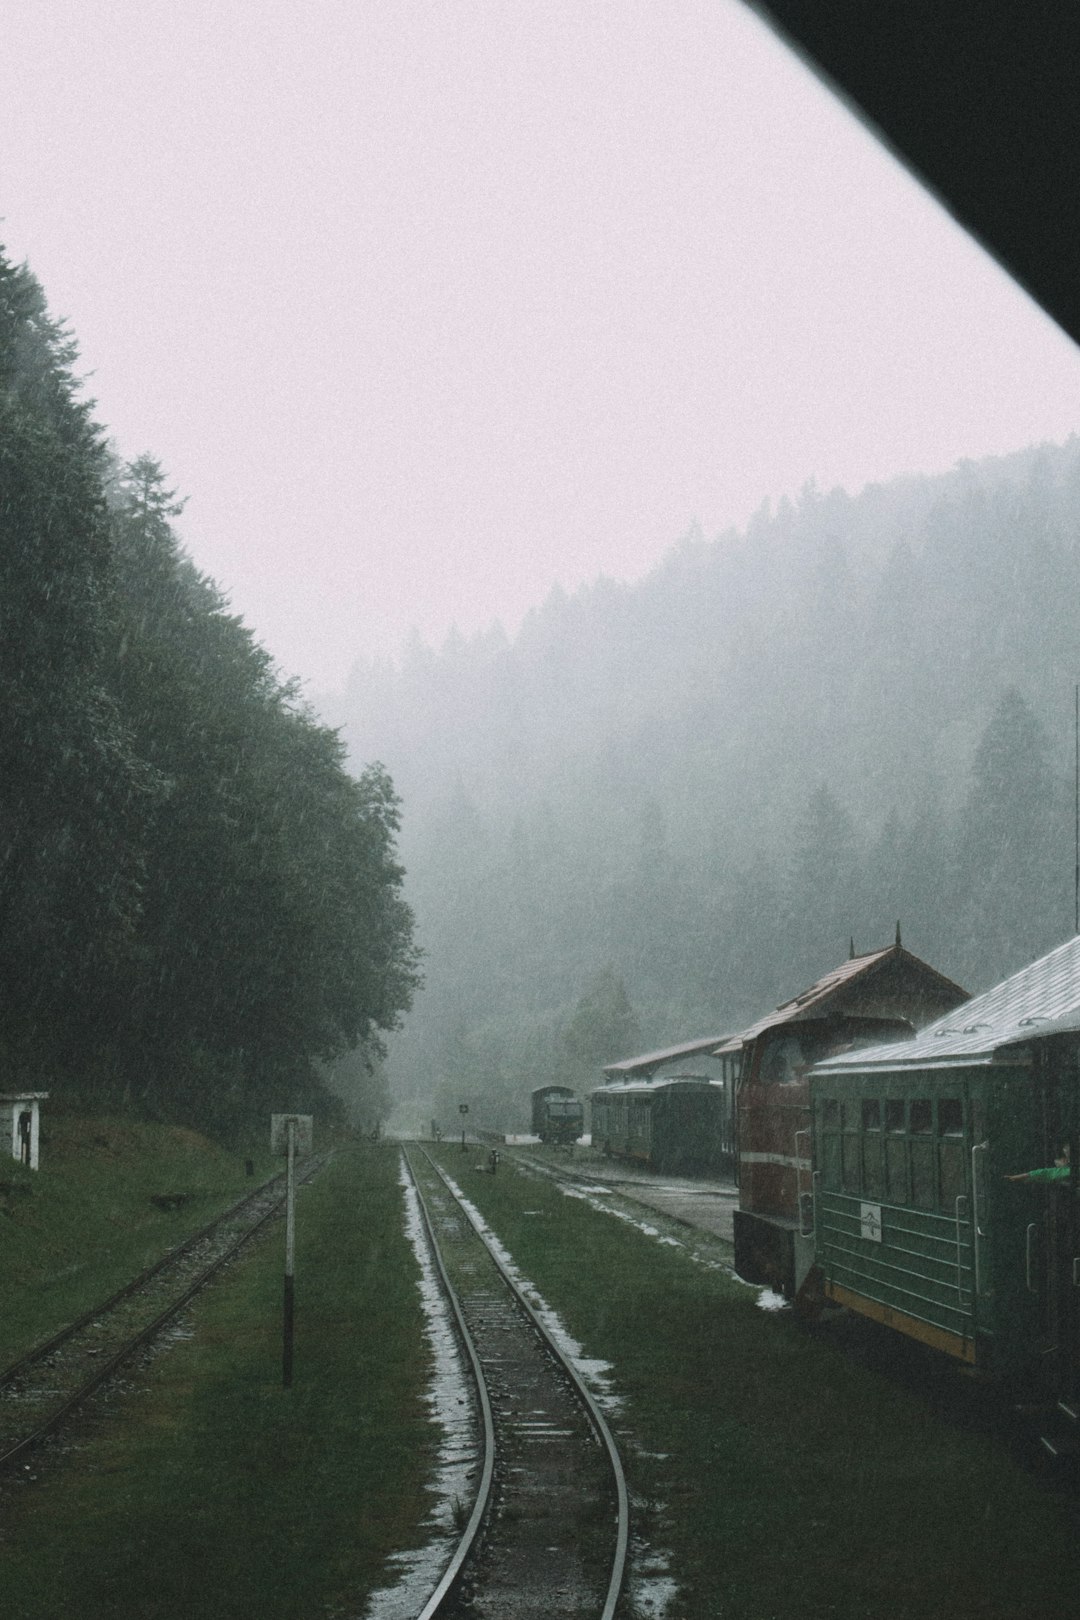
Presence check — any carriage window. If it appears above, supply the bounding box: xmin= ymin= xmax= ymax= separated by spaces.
xmin=910 ymin=1100 xmax=933 ymax=1134
xmin=938 ymin=1098 xmax=963 ymax=1135
xmin=862 ymin=1099 xmax=881 ymax=1131
xmin=822 ymin=1097 xmax=840 ymax=1128
xmin=885 ymin=1100 xmax=905 ymax=1133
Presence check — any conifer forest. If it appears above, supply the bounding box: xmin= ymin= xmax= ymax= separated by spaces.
xmin=322 ymin=438 xmax=1080 ymax=1130
xmin=0 ymin=246 xmax=420 ymax=1137
xmin=6 ymin=238 xmax=1080 ymax=1137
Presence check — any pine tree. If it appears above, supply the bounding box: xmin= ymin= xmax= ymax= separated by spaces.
xmin=953 ymin=688 xmax=1068 ymax=984
xmin=0 ymin=252 xmax=159 ymax=1071
xmin=563 ymin=967 xmax=642 ymax=1077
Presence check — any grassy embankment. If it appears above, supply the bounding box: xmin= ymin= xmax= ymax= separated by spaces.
xmin=2 ymin=1139 xmax=436 ymax=1620
xmin=0 ymin=1116 xmax=278 ymax=1364
xmin=432 ymin=1142 xmax=1080 ymax=1620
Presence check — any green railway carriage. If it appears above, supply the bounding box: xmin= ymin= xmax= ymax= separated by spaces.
xmin=809 ymin=936 xmax=1080 ymax=1404
xmin=591 ymin=1077 xmax=728 ymax=1175
xmin=530 ymin=1085 xmax=584 ymax=1145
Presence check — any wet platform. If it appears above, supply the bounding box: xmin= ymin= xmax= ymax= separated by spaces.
xmin=504 ymin=1140 xmax=738 ymax=1245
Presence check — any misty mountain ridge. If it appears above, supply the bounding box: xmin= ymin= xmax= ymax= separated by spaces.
xmin=323 ymin=436 xmax=1080 ymax=1123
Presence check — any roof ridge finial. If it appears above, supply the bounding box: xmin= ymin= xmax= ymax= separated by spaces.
xmin=849 ymin=936 xmax=856 ymax=959
xmin=895 ymin=919 xmax=902 ymax=949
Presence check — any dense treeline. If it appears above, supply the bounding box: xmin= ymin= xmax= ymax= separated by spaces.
xmin=0 ymin=249 xmax=419 ymax=1136
xmin=327 ymin=440 xmax=1080 ymax=1129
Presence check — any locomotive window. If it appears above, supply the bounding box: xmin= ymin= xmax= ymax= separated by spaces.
xmin=938 ymin=1098 xmax=963 ymax=1135
xmin=862 ymin=1099 xmax=881 ymax=1131
xmin=885 ymin=1100 xmax=905 ymax=1133
xmin=910 ymin=1099 xmax=932 ymax=1134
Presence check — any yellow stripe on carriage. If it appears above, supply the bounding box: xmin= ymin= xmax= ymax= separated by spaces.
xmin=825 ymin=1281 xmax=976 ymax=1364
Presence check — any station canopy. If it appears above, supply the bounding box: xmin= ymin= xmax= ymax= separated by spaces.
xmin=602 ymin=1037 xmax=732 ymax=1081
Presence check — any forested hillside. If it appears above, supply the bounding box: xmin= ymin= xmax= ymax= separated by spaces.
xmin=325 ymin=440 xmax=1080 ymax=1129
xmin=0 ymin=248 xmax=419 ymax=1136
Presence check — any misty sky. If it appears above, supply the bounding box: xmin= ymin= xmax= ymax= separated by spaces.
xmin=3 ymin=1 xmax=1078 ymax=691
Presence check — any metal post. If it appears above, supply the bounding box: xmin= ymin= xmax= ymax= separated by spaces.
xmin=283 ymin=1117 xmax=296 ymax=1388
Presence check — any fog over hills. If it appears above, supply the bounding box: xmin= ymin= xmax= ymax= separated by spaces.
xmin=322 ymin=438 xmax=1080 ymax=1128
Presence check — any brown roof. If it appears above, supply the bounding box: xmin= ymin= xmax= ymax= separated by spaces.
xmin=712 ymin=945 xmax=967 ymax=1057
xmin=815 ymin=933 xmax=1080 ymax=1074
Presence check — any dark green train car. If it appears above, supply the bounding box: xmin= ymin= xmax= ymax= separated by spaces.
xmin=809 ymin=936 xmax=1080 ymax=1405
xmin=530 ymin=1085 xmax=584 ymax=1145
xmin=591 ymin=1078 xmax=728 ymax=1175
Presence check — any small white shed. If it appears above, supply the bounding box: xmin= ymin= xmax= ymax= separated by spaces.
xmin=0 ymin=1092 xmax=48 ymax=1170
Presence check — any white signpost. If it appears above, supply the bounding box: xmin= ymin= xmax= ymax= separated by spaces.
xmin=270 ymin=1114 xmax=313 ymax=1388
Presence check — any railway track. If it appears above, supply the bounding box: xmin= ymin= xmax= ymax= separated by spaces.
xmin=402 ymin=1144 xmax=629 ymax=1620
xmin=0 ymin=1156 xmax=328 ymax=1473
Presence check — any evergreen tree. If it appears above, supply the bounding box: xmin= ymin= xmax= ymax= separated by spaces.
xmin=953 ymin=688 xmax=1068 ymax=984
xmin=100 ymin=455 xmax=421 ymax=1127
xmin=0 ymin=253 xmax=161 ymax=1072
xmin=782 ymin=785 xmax=863 ymax=987
xmin=563 ymin=967 xmax=642 ymax=1078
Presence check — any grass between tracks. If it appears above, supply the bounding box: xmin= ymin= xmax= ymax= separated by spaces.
xmin=0 ymin=1117 xmax=278 ymax=1364
xmin=430 ymin=1143 xmax=1080 ymax=1620
xmin=1 ymin=1144 xmax=434 ymax=1620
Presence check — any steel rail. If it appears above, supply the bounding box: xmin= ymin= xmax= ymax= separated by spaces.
xmin=0 ymin=1154 xmax=329 ymax=1472
xmin=412 ymin=1144 xmax=630 ymax=1620
xmin=400 ymin=1147 xmax=497 ymax=1620
xmin=0 ymin=1171 xmax=287 ymax=1393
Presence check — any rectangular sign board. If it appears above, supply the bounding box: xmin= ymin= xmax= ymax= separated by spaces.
xmin=860 ymin=1202 xmax=883 ymax=1243
xmin=271 ymin=1114 xmax=314 ymax=1155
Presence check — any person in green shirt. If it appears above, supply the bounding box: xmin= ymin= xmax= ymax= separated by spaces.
xmin=1006 ymin=1143 xmax=1071 ymax=1182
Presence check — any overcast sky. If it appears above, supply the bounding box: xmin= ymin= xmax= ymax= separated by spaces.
xmin=3 ymin=1 xmax=1078 ymax=692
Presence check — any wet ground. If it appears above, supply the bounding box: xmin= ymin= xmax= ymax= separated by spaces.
xmin=502 ymin=1143 xmax=739 ymax=1245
